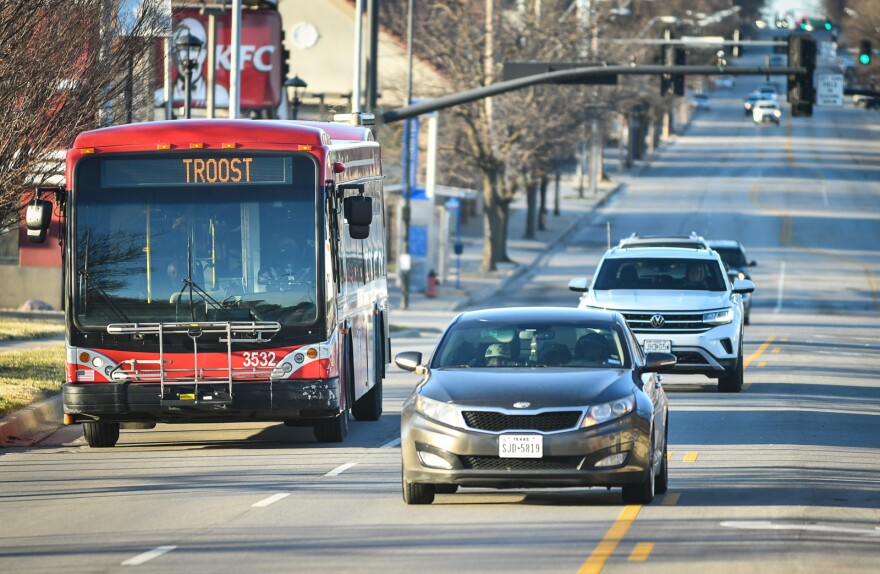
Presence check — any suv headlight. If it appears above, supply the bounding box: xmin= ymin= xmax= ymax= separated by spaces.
xmin=415 ymin=395 xmax=465 ymax=429
xmin=703 ymin=308 xmax=734 ymax=325
xmin=581 ymin=396 xmax=635 ymax=428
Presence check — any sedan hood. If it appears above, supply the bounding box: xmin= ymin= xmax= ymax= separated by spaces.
xmin=422 ymin=368 xmax=632 ymax=409
xmin=583 ymin=290 xmax=731 ymax=312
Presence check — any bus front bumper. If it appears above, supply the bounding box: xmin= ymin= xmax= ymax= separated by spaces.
xmin=63 ymin=378 xmax=342 ymax=424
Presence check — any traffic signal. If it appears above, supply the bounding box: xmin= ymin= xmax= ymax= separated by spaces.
xmin=787 ymin=35 xmax=816 ymax=117
xmin=824 ymin=20 xmax=832 ymax=31
xmin=859 ymin=40 xmax=872 ymax=65
xmin=659 ymin=45 xmax=686 ymax=96
xmin=673 ymin=48 xmax=685 ymax=96
xmin=660 ymin=44 xmax=673 ymax=95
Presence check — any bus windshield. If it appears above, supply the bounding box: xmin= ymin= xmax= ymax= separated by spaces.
xmin=73 ymin=152 xmax=320 ymax=328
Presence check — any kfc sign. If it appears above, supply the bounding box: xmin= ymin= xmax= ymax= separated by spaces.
xmin=157 ymin=9 xmax=282 ymax=109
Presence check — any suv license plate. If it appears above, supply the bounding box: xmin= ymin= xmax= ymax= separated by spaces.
xmin=644 ymin=340 xmax=671 ymax=353
xmin=499 ymin=435 xmax=543 ymax=458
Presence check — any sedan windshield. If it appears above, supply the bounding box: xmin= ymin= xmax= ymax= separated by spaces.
xmin=594 ymin=258 xmax=727 ymax=291
xmin=432 ymin=319 xmax=630 ymax=369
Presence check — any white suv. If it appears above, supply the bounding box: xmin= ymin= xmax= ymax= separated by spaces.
xmin=569 ymin=247 xmax=755 ymax=392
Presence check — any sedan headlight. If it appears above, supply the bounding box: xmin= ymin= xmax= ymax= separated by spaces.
xmin=581 ymin=396 xmax=635 ymax=428
xmin=703 ymin=308 xmax=734 ymax=325
xmin=415 ymin=395 xmax=465 ymax=429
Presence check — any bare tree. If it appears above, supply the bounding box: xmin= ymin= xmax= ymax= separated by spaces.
xmin=0 ymin=0 xmax=167 ymax=230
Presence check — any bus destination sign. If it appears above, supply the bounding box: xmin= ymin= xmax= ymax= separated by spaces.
xmin=99 ymin=154 xmax=292 ymax=188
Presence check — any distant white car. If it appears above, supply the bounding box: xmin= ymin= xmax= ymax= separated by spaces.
xmin=752 ymin=100 xmax=782 ymax=125
xmin=715 ymin=75 xmax=735 ymax=89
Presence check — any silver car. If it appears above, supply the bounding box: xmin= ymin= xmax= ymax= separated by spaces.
xmin=396 ymin=307 xmax=675 ymax=505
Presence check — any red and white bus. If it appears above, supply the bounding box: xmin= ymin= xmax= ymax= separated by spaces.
xmin=27 ymin=118 xmax=389 ymax=447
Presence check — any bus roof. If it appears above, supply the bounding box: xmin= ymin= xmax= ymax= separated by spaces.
xmin=70 ymin=119 xmax=374 ymax=152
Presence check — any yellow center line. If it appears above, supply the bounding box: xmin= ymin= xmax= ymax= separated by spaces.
xmin=629 ymin=542 xmax=655 ymax=562
xmin=578 ymin=505 xmax=642 ymax=574
xmin=744 ymin=335 xmax=775 ymax=369
xmin=683 ymin=452 xmax=699 ymax=463
xmin=743 ymin=335 xmax=775 ymax=390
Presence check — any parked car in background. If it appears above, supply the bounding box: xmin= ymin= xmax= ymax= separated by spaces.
xmin=396 ymin=307 xmax=676 ymax=505
xmin=707 ymin=240 xmax=757 ymax=325
xmin=753 ymin=100 xmax=782 ymax=125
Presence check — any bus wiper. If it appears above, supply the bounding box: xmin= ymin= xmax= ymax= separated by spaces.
xmin=173 ymin=277 xmax=251 ymax=320
xmin=79 ymin=230 xmax=130 ymax=323
xmin=80 ymin=274 xmax=131 ymax=323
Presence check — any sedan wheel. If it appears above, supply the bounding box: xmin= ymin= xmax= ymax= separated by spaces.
xmin=402 ymin=471 xmax=435 ymax=505
xmin=655 ymin=429 xmax=669 ymax=495
xmin=622 ymin=441 xmax=656 ymax=505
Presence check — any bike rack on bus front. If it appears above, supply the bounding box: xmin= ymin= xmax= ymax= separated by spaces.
xmin=106 ymin=321 xmax=281 ymax=407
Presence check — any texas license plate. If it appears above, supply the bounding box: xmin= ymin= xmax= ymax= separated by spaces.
xmin=644 ymin=339 xmax=671 ymax=353
xmin=499 ymin=434 xmax=543 ymax=458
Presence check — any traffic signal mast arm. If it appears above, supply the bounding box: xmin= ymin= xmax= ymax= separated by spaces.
xmin=382 ymin=64 xmax=812 ymax=123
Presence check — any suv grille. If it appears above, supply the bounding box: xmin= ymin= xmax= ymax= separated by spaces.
xmin=622 ymin=311 xmax=709 ymax=333
xmin=460 ymin=456 xmax=583 ymax=471
xmin=462 ymin=411 xmax=582 ymax=433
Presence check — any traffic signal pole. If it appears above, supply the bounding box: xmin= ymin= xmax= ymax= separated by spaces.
xmin=382 ymin=64 xmax=812 ymax=123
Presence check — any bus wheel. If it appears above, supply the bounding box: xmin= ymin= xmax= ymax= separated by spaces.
xmin=313 ymin=411 xmax=348 ymax=443
xmin=352 ymin=379 xmax=383 ymax=421
xmin=82 ymin=421 xmax=120 ymax=448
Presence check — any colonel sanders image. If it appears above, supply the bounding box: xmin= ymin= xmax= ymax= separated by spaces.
xmin=155 ymin=17 xmax=229 ymax=109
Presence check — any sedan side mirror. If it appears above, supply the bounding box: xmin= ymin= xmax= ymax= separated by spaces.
xmin=643 ymin=352 xmax=677 ymax=373
xmin=395 ymin=351 xmax=426 ymax=374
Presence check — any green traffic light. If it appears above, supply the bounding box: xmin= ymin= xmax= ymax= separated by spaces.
xmin=824 ymin=22 xmax=832 ymax=30
xmin=860 ymin=54 xmax=871 ymax=65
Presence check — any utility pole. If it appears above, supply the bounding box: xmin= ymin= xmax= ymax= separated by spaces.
xmin=229 ymin=0 xmax=242 ymax=119
xmin=400 ymin=0 xmax=414 ymax=310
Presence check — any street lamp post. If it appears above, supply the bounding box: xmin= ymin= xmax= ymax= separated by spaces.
xmin=175 ymin=32 xmax=204 ymax=119
xmin=284 ymin=76 xmax=308 ymax=119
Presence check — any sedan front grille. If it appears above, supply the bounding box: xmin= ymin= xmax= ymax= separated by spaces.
xmin=621 ymin=311 xmax=709 ymax=333
xmin=462 ymin=411 xmax=582 ymax=433
xmin=460 ymin=456 xmax=583 ymax=471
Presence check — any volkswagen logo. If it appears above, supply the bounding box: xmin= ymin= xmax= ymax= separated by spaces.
xmin=513 ymin=401 xmax=531 ymax=409
xmin=650 ymin=314 xmax=666 ymax=328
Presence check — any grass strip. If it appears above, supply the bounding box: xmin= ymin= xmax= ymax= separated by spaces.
xmin=0 ymin=320 xmax=64 ymax=342
xmin=0 ymin=347 xmax=65 ymax=419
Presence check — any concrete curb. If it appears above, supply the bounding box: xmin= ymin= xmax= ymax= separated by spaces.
xmin=454 ymin=182 xmax=625 ymax=311
xmin=0 ymin=394 xmax=62 ymax=447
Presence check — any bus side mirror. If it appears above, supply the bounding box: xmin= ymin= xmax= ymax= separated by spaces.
xmin=25 ymin=198 xmax=53 ymax=244
xmin=344 ymin=195 xmax=373 ymax=239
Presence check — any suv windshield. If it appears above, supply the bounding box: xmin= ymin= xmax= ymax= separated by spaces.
xmin=594 ymin=257 xmax=727 ymax=291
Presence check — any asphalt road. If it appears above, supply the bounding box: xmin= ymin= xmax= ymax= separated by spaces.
xmin=2 ymin=51 xmax=879 ymax=573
